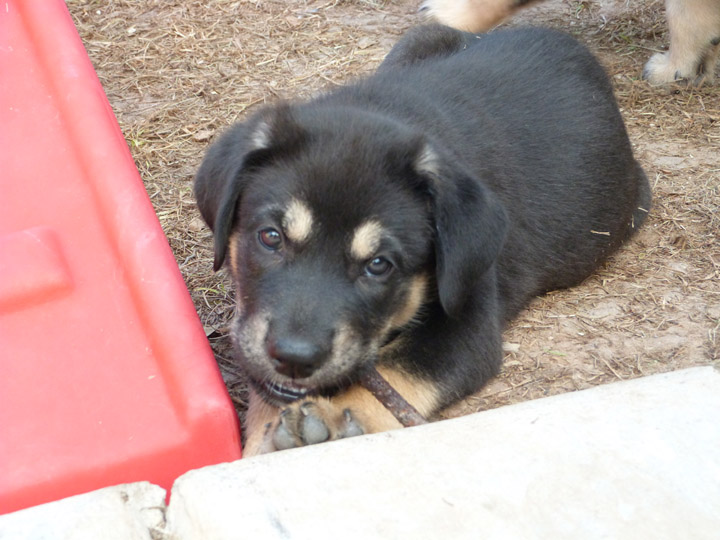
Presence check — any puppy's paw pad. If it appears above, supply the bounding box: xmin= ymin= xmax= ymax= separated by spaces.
xmin=271 ymin=400 xmax=365 ymax=450
xmin=339 ymin=408 xmax=364 ymax=438
xmin=300 ymin=403 xmax=331 ymax=444
xmin=272 ymin=409 xmax=301 ymax=451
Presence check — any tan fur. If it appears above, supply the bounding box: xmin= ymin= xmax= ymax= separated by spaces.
xmin=375 ymin=365 xmax=440 ymax=418
xmin=423 ymin=0 xmax=720 ymax=85
xmin=328 ymin=323 xmax=366 ymax=374
xmin=242 ymin=366 xmax=440 ymax=456
xmin=645 ymin=0 xmax=720 ymax=84
xmin=282 ymin=198 xmax=314 ymax=244
xmin=297 ymin=365 xmax=439 ymax=434
xmin=227 ymin=232 xmax=247 ymax=317
xmin=243 ymin=388 xmax=281 ymax=456
xmin=228 ymin=232 xmax=240 ymax=277
xmin=350 ymin=219 xmax=384 ymax=260
xmin=233 ymin=311 xmax=270 ymax=368
xmin=421 ymin=0 xmax=524 ymax=32
xmin=385 ymin=274 xmax=429 ymax=332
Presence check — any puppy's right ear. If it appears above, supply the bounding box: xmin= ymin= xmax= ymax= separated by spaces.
xmin=194 ymin=104 xmax=302 ymax=271
xmin=413 ymin=142 xmax=508 ymax=318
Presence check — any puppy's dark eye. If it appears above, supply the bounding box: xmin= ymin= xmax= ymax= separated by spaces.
xmin=258 ymin=228 xmax=283 ymax=251
xmin=365 ymin=256 xmax=393 ymax=277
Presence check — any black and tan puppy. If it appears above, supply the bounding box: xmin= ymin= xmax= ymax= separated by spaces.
xmin=195 ymin=24 xmax=651 ymax=455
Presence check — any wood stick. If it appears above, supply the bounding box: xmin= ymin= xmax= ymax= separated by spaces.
xmin=356 ymin=364 xmax=428 ymax=427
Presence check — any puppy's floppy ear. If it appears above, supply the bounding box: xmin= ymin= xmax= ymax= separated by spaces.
xmin=414 ymin=143 xmax=508 ymax=317
xmin=194 ymin=104 xmax=302 ymax=271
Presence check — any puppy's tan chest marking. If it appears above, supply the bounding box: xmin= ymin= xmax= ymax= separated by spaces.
xmin=350 ymin=219 xmax=385 ymax=260
xmin=282 ymin=198 xmax=314 ymax=244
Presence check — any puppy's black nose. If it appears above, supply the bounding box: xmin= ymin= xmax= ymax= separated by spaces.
xmin=267 ymin=337 xmax=326 ymax=379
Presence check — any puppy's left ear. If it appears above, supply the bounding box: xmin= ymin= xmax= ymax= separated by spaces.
xmin=194 ymin=104 xmax=302 ymax=271
xmin=414 ymin=143 xmax=508 ymax=317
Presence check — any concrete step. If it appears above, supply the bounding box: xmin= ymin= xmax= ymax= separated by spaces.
xmin=2 ymin=366 xmax=719 ymax=539
xmin=0 ymin=482 xmax=166 ymax=540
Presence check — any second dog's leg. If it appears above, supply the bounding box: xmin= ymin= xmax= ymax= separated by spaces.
xmin=643 ymin=0 xmax=720 ymax=85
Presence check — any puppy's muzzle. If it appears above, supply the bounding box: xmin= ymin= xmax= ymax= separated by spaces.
xmin=267 ymin=335 xmax=329 ymax=379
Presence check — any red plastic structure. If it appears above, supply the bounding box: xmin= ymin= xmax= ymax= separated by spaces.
xmin=0 ymin=0 xmax=242 ymax=514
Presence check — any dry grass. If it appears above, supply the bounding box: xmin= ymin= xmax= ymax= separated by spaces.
xmin=68 ymin=0 xmax=719 ymax=423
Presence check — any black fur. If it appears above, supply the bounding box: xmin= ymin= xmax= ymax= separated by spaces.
xmin=195 ymin=25 xmax=650 ymax=412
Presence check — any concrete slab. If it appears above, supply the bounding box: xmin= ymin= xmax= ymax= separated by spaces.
xmin=0 ymin=482 xmax=166 ymax=540
xmin=165 ymin=367 xmax=720 ymax=540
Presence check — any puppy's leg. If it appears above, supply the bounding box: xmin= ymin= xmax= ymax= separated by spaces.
xmin=243 ymin=388 xmax=281 ymax=457
xmin=419 ymin=0 xmax=540 ymax=33
xmin=246 ymin=367 xmax=440 ymax=455
xmin=643 ymin=0 xmax=720 ymax=85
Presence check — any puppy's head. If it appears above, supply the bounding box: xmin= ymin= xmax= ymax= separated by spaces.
xmin=195 ymin=103 xmax=506 ymax=404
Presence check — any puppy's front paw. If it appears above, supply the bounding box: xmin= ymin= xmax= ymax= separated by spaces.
xmin=242 ymin=368 xmax=437 ymax=455
xmin=272 ymin=399 xmax=365 ymax=451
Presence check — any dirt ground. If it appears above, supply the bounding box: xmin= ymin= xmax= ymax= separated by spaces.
xmin=68 ymin=0 xmax=719 ymax=423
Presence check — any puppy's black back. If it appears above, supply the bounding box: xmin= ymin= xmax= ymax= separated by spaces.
xmin=325 ymin=25 xmax=650 ymax=320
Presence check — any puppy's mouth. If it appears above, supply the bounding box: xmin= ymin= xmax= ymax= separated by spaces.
xmin=256 ymin=379 xmax=311 ymax=405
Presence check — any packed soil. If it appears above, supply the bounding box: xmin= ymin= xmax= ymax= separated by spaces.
xmin=68 ymin=0 xmax=719 ymax=424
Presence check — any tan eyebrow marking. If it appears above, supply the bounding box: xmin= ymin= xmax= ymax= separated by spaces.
xmin=350 ymin=220 xmax=385 ymax=261
xmin=282 ymin=198 xmax=314 ymax=243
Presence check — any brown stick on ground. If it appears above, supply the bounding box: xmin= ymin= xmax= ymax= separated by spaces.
xmin=357 ymin=364 xmax=428 ymax=427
